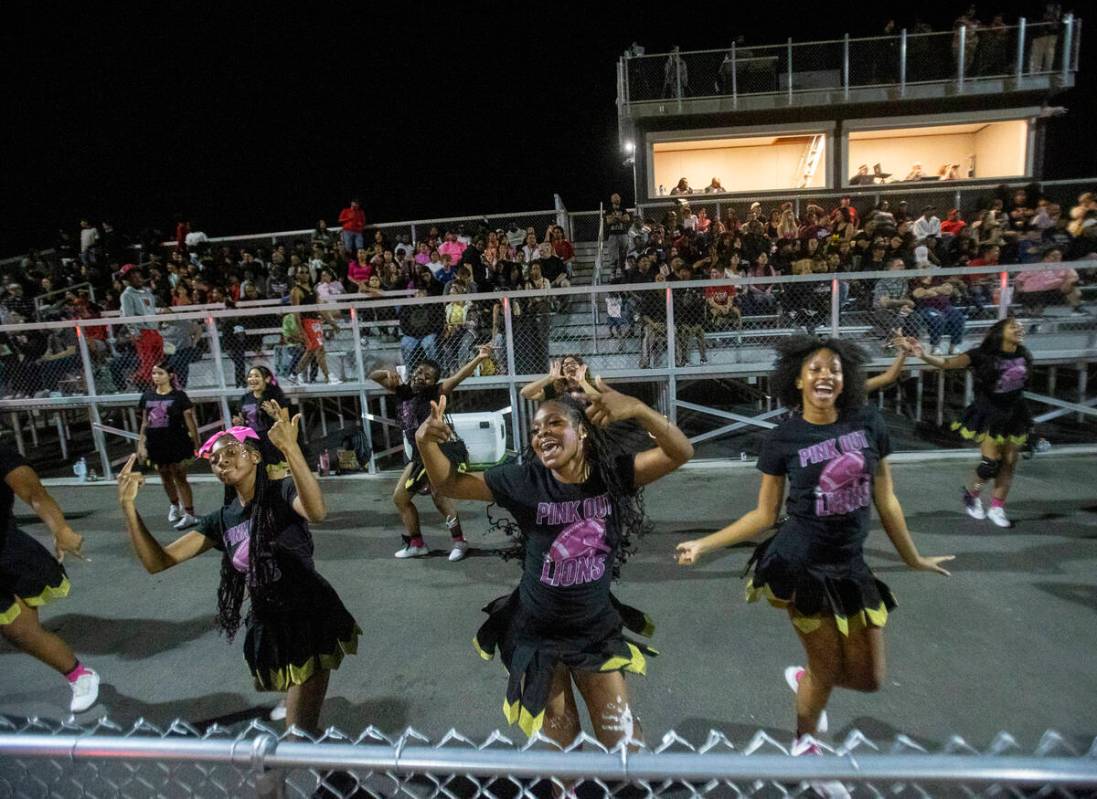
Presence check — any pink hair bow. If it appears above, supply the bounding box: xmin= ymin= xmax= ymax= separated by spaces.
xmin=198 ymin=426 xmax=261 ymax=458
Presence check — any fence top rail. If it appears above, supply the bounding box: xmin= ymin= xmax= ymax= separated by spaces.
xmin=622 ymin=16 xmax=1078 ymax=63
xmin=159 ymin=208 xmax=559 ymax=248
xmin=0 ymin=260 xmax=1092 ymax=334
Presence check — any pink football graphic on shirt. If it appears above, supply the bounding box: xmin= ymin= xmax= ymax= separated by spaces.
xmin=548 ymin=518 xmax=610 ymax=562
xmin=817 ymin=452 xmax=865 ymax=493
xmin=231 ymin=538 xmax=250 ymax=572
xmin=997 ymin=361 xmax=1027 ymax=391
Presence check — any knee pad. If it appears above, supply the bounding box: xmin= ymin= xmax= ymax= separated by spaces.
xmin=976 ymin=457 xmax=1001 ymax=480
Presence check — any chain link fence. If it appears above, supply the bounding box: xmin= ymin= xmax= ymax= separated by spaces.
xmin=2 ymin=715 xmax=1095 ymax=799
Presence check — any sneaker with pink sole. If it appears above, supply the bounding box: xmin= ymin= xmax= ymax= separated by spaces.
xmin=790 ymin=736 xmax=851 ymax=799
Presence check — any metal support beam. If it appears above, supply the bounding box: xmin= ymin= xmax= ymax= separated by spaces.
xmin=1016 ymin=17 xmax=1026 ymax=81
xmin=665 ymin=287 xmax=678 ymax=424
xmin=674 ymin=399 xmax=781 ymax=430
xmin=1022 ymin=390 xmax=1097 ymax=419
xmin=685 ymin=407 xmax=787 ymax=446
xmin=76 ymin=326 xmax=112 ymax=478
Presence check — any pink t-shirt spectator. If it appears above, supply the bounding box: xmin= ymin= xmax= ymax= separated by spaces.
xmin=317 ymin=280 xmax=346 ymax=302
xmin=439 ymin=239 xmax=466 ymax=266
xmin=347 ymin=259 xmax=373 ymax=285
xmin=1014 ymin=268 xmax=1078 ymax=294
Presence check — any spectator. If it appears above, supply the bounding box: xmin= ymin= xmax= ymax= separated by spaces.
xmin=549 ymin=225 xmax=575 ymax=276
xmin=119 ymin=263 xmax=163 ymax=389
xmin=536 ymin=243 xmax=570 ymax=289
xmin=941 ymin=208 xmax=967 ymax=237
xmin=904 ymin=163 xmax=927 ymax=182
xmin=872 ymin=258 xmax=921 ymax=341
xmin=79 ymin=219 xmax=99 ymax=265
xmin=338 ymin=198 xmax=366 ymax=254
xmin=975 ymin=14 xmax=1009 ymax=75
xmin=912 ymin=205 xmax=942 ymax=242
xmin=3 ymin=283 xmax=36 ymax=321
xmin=638 ymin=272 xmax=669 ymax=368
xmin=289 ymin=269 xmax=340 ymax=385
xmin=398 ymin=288 xmax=444 ymax=370
xmin=441 ymin=282 xmax=475 ymax=372
xmin=952 ymin=6 xmax=980 ymax=76
xmin=965 ymin=243 xmax=1000 ymax=312
xmin=1014 ymin=246 xmax=1088 ymax=315
xmin=312 ymin=219 xmax=335 ymax=248
xmin=704 ymin=177 xmax=725 ymax=193
xmin=1029 ymin=2 xmax=1062 ymax=73
xmin=438 ymin=230 xmax=466 ymax=268
xmin=849 ymin=164 xmax=875 ymax=185
xmin=663 ymin=46 xmax=689 ymax=98
xmin=704 ymin=265 xmax=742 ymax=334
xmin=742 ymin=253 xmax=778 ymax=315
xmin=911 ymin=263 xmax=966 ymax=356
xmin=161 ymin=315 xmax=203 ymax=388
xmin=316 ymin=268 xmax=346 ymax=302
xmin=604 ymin=193 xmax=632 ymax=273
xmin=670 ymin=178 xmax=692 ymax=196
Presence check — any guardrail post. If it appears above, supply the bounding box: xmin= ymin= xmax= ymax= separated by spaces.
xmin=900 ymin=29 xmax=908 ymax=95
xmin=786 ymin=38 xmax=793 ymax=104
xmin=76 ymin=326 xmax=113 ymax=479
xmin=675 ymin=52 xmax=683 ymax=111
xmin=1016 ymin=17 xmax=1026 ymax=81
xmin=957 ymin=23 xmax=966 ymax=90
xmin=830 ymin=278 xmax=841 ymax=337
xmin=502 ymin=297 xmax=523 ymax=459
xmin=205 ymin=316 xmax=233 ymax=425
xmin=842 ymin=34 xmax=850 ymax=99
xmin=665 ymin=285 xmax=678 ymax=424
xmin=1061 ymin=13 xmax=1074 ymax=81
xmin=731 ymin=41 xmax=738 ymax=108
xmin=998 ymin=271 xmax=1010 ymax=320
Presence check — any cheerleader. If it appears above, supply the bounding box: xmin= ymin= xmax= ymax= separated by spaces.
xmin=369 ymin=345 xmax=492 ymax=562
xmin=415 ymin=380 xmax=693 ymax=746
xmin=233 ymin=365 xmax=298 ymax=478
xmin=909 ymin=317 xmax=1032 ymax=527
xmin=676 ymin=336 xmax=951 ymax=768
xmin=0 ymin=445 xmax=99 ymax=713
xmin=117 ymin=405 xmax=359 ymax=734
xmin=136 ymin=361 xmax=201 ymax=530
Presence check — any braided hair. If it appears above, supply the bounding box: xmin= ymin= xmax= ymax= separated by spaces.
xmin=214 ymin=443 xmax=284 ymax=640
xmin=487 ymin=395 xmax=652 ymax=579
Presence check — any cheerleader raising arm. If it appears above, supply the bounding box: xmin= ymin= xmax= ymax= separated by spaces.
xmin=675 ymin=473 xmax=784 ymax=565
xmin=872 ymin=459 xmax=953 ymax=575
xmin=262 ymin=401 xmax=326 ymax=523
xmin=117 ymin=454 xmax=213 ymax=573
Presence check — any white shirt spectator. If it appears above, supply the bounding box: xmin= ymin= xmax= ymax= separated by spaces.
xmin=316 ymin=279 xmax=346 ymax=302
xmin=184 ymin=230 xmax=209 ymax=249
xmin=912 ymin=214 xmax=942 ymax=240
xmin=80 ymin=226 xmax=99 ymax=253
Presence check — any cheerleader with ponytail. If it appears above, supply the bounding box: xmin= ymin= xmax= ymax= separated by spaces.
xmin=118 ymin=404 xmax=359 ymax=734
xmin=136 ymin=360 xmax=201 ymax=529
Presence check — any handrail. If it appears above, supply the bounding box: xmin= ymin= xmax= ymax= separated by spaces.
xmin=33 ymin=281 xmax=96 ymax=319
xmin=593 ymin=202 xmax=605 ymax=286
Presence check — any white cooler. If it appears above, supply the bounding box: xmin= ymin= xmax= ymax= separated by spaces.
xmin=403 ymin=410 xmax=509 ymax=469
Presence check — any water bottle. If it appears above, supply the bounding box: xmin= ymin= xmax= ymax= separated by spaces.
xmin=73 ymin=457 xmax=88 ymax=482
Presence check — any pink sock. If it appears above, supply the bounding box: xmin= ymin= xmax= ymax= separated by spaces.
xmin=409 ymin=536 xmax=425 ymax=548
xmin=64 ymin=661 xmax=91 ymax=684
xmin=991 ymin=498 xmax=1005 ymax=509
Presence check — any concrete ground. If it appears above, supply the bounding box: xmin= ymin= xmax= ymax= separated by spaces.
xmin=1 ymin=455 xmax=1095 ymax=753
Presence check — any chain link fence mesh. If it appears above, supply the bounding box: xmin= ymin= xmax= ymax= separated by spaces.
xmin=1 ymin=716 xmax=1095 ymax=799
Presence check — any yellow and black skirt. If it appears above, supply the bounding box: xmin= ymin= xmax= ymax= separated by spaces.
xmin=951 ymin=398 xmax=1032 ymax=447
xmin=244 ymin=564 xmax=360 ymax=692
xmin=0 ymin=527 xmax=71 ymax=627
xmin=744 ymin=536 xmax=896 ymax=637
xmin=473 ymin=590 xmax=656 ymax=737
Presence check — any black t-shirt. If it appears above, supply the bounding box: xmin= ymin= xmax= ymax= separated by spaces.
xmin=138 ymin=389 xmax=192 ymax=437
xmin=395 ymin=383 xmax=441 ymax=455
xmin=484 ymin=455 xmax=635 ymax=631
xmin=196 ymin=478 xmax=314 ymax=578
xmin=967 ymin=348 xmax=1029 ymax=404
xmin=757 ymin=405 xmax=891 ymax=561
xmin=237 ymin=386 xmax=287 ymax=437
xmin=539 ymin=256 xmax=566 ymax=282
xmin=0 ymin=445 xmax=27 ymax=537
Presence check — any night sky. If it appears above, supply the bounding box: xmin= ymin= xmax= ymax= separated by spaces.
xmin=2 ymin=1 xmax=1093 ymax=255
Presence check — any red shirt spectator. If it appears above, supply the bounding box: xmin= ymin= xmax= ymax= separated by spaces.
xmin=966 ymin=244 xmax=999 ymax=284
xmin=338 ymin=201 xmax=365 ymax=233
xmin=941 ymin=209 xmax=967 ymax=236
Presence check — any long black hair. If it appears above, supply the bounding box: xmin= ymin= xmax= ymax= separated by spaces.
xmin=488 ymin=395 xmax=651 ymax=579
xmin=770 ymin=335 xmax=868 ymax=415
xmin=972 ymin=317 xmax=1032 ymax=390
xmin=246 ymin=365 xmax=286 ymax=402
xmin=214 ymin=441 xmax=283 ymax=640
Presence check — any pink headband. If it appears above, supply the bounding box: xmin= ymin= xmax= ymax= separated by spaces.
xmin=198 ymin=426 xmax=260 ymax=458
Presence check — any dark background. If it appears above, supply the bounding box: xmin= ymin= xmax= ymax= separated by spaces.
xmin=2 ymin=1 xmax=1093 ymax=255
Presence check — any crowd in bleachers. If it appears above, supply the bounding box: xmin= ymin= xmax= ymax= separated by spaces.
xmin=603 ymin=186 xmax=1096 ymax=366
xmin=0 ymin=202 xmax=578 ymax=398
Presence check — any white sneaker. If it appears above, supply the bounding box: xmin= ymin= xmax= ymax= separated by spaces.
xmin=791 ymin=736 xmax=851 ymax=799
xmin=168 ymin=505 xmax=181 ymax=524
xmin=987 ymin=506 xmax=1012 ymax=528
xmin=448 ymin=540 xmax=469 ymax=562
xmin=69 ymin=669 xmax=100 ymax=713
xmin=962 ymin=489 xmax=985 ymax=520
xmin=948 ymin=343 xmax=959 ymax=355
xmin=327 ymin=377 xmax=343 ymax=385
xmin=930 ymin=345 xmax=945 ymax=356
xmin=173 ymin=513 xmax=198 ymax=530
xmin=394 ymin=544 xmax=429 ymax=559
xmin=269 ymin=699 xmax=287 ymax=721
xmin=784 ymin=666 xmax=828 ymax=734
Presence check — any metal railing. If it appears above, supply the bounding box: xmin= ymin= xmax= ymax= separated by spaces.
xmin=620 ymin=15 xmax=1081 ymax=107
xmin=1 ymin=716 xmax=1094 ymax=799
xmin=0 ymin=260 xmax=1094 ymax=477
